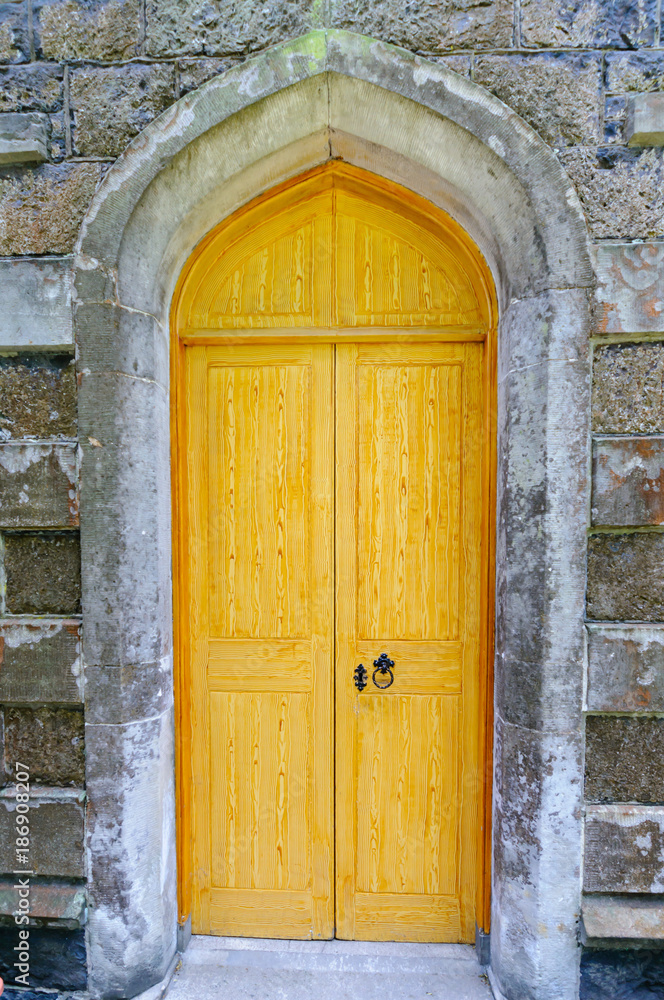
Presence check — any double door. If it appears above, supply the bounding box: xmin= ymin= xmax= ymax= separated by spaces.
xmin=183 ymin=338 xmax=486 ymax=942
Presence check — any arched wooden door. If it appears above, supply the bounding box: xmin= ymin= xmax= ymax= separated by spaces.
xmin=172 ymin=164 xmax=497 ymax=943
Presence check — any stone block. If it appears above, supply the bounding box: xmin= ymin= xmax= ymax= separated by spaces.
xmin=70 ymin=63 xmax=177 ymax=159
xmin=0 ymin=113 xmax=49 ymax=164
xmin=587 ymin=625 xmax=664 ymax=712
xmin=0 ymin=162 xmax=101 ymax=256
xmin=0 ymin=879 xmax=85 ymax=923
xmin=0 ymin=620 xmax=82 ymax=704
xmin=146 ymin=0 xmax=321 ymax=57
xmin=580 ymin=949 xmax=664 ymax=1000
xmin=178 ymin=57 xmax=241 ymax=96
xmin=592 ymin=244 xmax=664 ymax=335
xmin=84 ymin=657 xmax=173 ymax=725
xmin=585 ymin=805 xmax=664 ymax=892
xmin=0 ymin=443 xmax=78 ymax=527
xmin=329 ymin=0 xmax=514 ymax=50
xmin=85 ymin=711 xmax=176 ymax=997
xmin=593 ymin=343 xmax=664 ymax=434
xmin=0 ymin=794 xmax=85 ymax=878
xmin=75 ymin=302 xmax=168 ymax=384
xmin=4 ymin=531 xmax=81 ymax=616
xmin=586 ymin=716 xmax=664 ymax=804
xmin=35 ymin=0 xmax=140 ymax=60
xmin=606 ymin=52 xmax=664 ymax=95
xmin=78 ymin=373 xmax=171 ymax=666
xmin=0 ymin=64 xmax=63 ymax=114
xmin=473 ymin=53 xmax=601 ymax=147
xmin=0 ymin=258 xmax=73 ymax=350
xmin=587 ymin=533 xmax=664 ymax=622
xmin=2 ymin=707 xmax=84 ymax=786
xmin=0 ymin=926 xmax=86 ymax=989
xmin=582 ymin=894 xmax=664 ymax=940
xmin=592 ymin=437 xmax=664 ymax=526
xmin=0 ymin=354 xmax=76 ymax=440
xmin=0 ymin=2 xmax=29 ymax=63
xmin=520 ymin=0 xmax=656 ymax=47
xmin=627 ymin=93 xmax=664 ymax=148
xmin=559 ymin=146 xmax=664 ymax=241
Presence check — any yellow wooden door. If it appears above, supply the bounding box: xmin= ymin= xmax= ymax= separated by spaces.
xmin=185 ymin=344 xmax=334 ymax=938
xmin=175 ymin=163 xmax=494 ymax=943
xmin=335 ymin=342 xmax=485 ymax=943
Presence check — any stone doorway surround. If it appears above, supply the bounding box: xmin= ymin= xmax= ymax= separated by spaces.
xmin=74 ymin=29 xmax=593 ymax=1000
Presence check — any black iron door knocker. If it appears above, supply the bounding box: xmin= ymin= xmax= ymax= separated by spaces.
xmin=372 ymin=653 xmax=395 ymax=689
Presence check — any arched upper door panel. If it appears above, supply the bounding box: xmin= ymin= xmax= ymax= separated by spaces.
xmin=173 ymin=164 xmax=496 ymax=332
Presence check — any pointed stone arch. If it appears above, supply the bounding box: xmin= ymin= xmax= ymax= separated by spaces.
xmin=75 ymin=30 xmax=592 ymax=1000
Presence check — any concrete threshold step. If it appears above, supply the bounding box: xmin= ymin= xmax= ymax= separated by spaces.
xmin=165 ymin=935 xmax=494 ymax=1000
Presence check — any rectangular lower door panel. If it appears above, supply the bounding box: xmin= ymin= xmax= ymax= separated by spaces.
xmin=335 ymin=342 xmax=485 ymax=943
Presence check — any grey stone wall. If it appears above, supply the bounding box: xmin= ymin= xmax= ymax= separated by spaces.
xmin=0 ymin=0 xmax=663 ymax=997
xmin=0 ymin=354 xmax=85 ymax=992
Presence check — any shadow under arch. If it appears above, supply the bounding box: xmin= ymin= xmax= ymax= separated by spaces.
xmin=75 ymin=30 xmax=592 ymax=1000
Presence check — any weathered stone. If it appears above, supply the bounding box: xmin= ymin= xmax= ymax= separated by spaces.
xmin=592 ymin=437 xmax=664 ymax=526
xmin=587 ymin=625 xmax=664 ymax=712
xmin=0 ymin=2 xmax=29 ymax=63
xmin=0 ymin=64 xmax=63 ymax=114
xmin=473 ymin=53 xmax=601 ymax=147
xmin=0 ymin=926 xmax=86 ymax=989
xmin=0 ymin=443 xmax=78 ymax=528
xmin=146 ymin=0 xmax=321 ymax=57
xmin=582 ymin=894 xmax=664 ymax=940
xmin=0 ymin=258 xmax=73 ymax=350
xmin=520 ymin=0 xmax=656 ymax=47
xmin=85 ymin=658 xmax=173 ymax=725
xmin=78 ymin=373 xmax=171 ymax=666
xmin=603 ymin=95 xmax=626 ymax=144
xmin=85 ymin=713 xmax=176 ymax=997
xmin=4 ymin=531 xmax=81 ymax=616
xmin=75 ymin=303 xmax=168 ymax=383
xmin=586 ymin=716 xmax=664 ymax=804
xmin=593 ymin=343 xmax=664 ymax=434
xmin=428 ymin=54 xmax=471 ymax=77
xmin=627 ymin=93 xmax=664 ymax=148
xmin=70 ymin=64 xmax=177 ymax=159
xmin=0 ymin=163 xmax=101 ymax=255
xmin=35 ymin=0 xmax=140 ymax=61
xmin=0 ymin=112 xmax=49 ymax=164
xmin=587 ymin=533 xmax=664 ymax=622
xmin=0 ymin=620 xmax=82 ymax=704
xmin=330 ymin=0 xmax=513 ymax=50
xmin=584 ymin=805 xmax=664 ymax=892
xmin=580 ymin=948 xmax=664 ymax=1000
xmin=178 ymin=57 xmax=242 ymax=96
xmin=560 ymin=146 xmax=664 ymax=240
xmin=593 ymin=244 xmax=664 ymax=334
xmin=0 ymin=794 xmax=85 ymax=877
xmin=0 ymin=354 xmax=76 ymax=440
xmin=0 ymin=880 xmax=85 ymax=923
xmin=2 ymin=707 xmax=84 ymax=786
xmin=606 ymin=51 xmax=664 ymax=94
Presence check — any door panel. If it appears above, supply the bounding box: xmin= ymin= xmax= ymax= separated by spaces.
xmin=335 ymin=342 xmax=484 ymax=942
xmin=186 ymin=344 xmax=334 ymax=939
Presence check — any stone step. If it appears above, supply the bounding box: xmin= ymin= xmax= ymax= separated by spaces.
xmin=164 ymin=935 xmax=494 ymax=1000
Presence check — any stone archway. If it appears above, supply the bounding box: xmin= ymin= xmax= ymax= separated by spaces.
xmin=74 ymin=30 xmax=593 ymax=1000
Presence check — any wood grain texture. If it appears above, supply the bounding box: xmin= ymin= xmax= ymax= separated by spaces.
xmin=335 ymin=342 xmax=486 ymax=943
xmin=172 ymin=163 xmax=497 ymax=944
xmin=174 ymin=164 xmax=495 ymax=333
xmin=185 ymin=344 xmax=333 ymax=938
